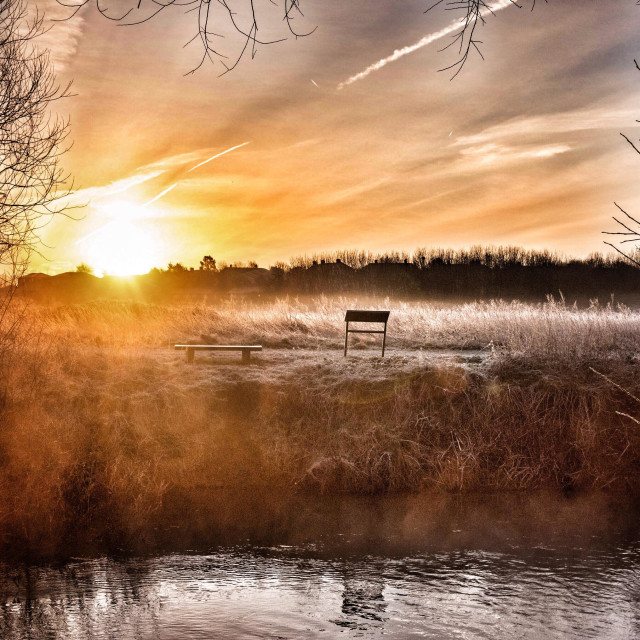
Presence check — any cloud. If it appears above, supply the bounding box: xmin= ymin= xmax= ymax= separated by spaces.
xmin=337 ymin=0 xmax=514 ymax=89
xmin=69 ymin=142 xmax=254 ymax=247
xmin=459 ymin=142 xmax=572 ymax=165
xmin=35 ymin=0 xmax=85 ymax=72
xmin=314 ymin=177 xmax=391 ymax=206
xmin=452 ymin=107 xmax=638 ymax=148
xmin=62 ymin=170 xmax=165 ymax=208
xmin=65 ymin=143 xmax=252 ymax=208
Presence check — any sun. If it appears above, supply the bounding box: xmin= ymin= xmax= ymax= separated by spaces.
xmin=83 ymin=201 xmax=164 ymax=276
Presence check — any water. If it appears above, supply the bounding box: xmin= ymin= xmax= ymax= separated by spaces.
xmin=1 ymin=494 xmax=639 ymax=639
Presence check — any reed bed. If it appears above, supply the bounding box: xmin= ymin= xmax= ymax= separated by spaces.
xmin=0 ymin=297 xmax=639 ymax=554
xmin=24 ymin=295 xmax=640 ymax=356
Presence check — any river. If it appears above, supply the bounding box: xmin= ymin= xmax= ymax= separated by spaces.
xmin=1 ymin=493 xmax=639 ymax=638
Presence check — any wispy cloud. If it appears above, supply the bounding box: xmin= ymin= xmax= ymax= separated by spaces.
xmin=337 ymin=0 xmax=514 ymax=89
xmin=66 ymin=143 xmax=251 ymax=208
xmin=459 ymin=142 xmax=572 ymax=165
xmin=314 ymin=177 xmax=391 ymax=206
xmin=452 ymin=107 xmax=638 ymax=148
xmin=73 ymin=143 xmax=252 ymax=244
xmin=36 ymin=0 xmax=85 ymax=72
xmin=63 ymin=170 xmax=165 ymax=207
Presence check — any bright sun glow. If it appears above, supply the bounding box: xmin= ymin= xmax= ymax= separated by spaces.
xmin=83 ymin=201 xmax=163 ymax=276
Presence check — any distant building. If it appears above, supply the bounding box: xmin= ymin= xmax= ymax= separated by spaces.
xmin=359 ymin=259 xmax=421 ymax=294
xmin=296 ymin=259 xmax=356 ymax=293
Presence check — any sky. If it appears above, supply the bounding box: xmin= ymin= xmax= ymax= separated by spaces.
xmin=31 ymin=0 xmax=640 ymax=274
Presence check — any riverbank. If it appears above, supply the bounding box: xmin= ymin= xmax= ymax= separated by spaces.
xmin=1 ymin=297 xmax=639 ymax=556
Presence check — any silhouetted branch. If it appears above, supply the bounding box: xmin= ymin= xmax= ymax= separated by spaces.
xmin=62 ymin=0 xmax=554 ymax=75
xmin=621 ymin=132 xmax=640 ymax=155
xmin=425 ymin=0 xmax=548 ymax=79
xmin=605 ymin=59 xmax=640 ymax=267
xmin=57 ymin=0 xmax=312 ymax=75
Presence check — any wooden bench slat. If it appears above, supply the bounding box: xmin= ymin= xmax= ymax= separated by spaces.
xmin=174 ymin=345 xmax=262 ymax=350
xmin=345 ymin=330 xmax=386 ymax=335
xmin=174 ymin=344 xmax=262 ymax=364
xmin=344 ymin=310 xmax=390 ymax=323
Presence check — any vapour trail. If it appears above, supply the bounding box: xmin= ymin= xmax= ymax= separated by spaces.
xmin=143 ymin=183 xmax=178 ymax=207
xmin=76 ymin=142 xmax=250 ymax=245
xmin=145 ymin=141 xmax=251 ymax=206
xmin=337 ymin=0 xmax=514 ymax=90
xmin=187 ymin=142 xmax=251 ymax=173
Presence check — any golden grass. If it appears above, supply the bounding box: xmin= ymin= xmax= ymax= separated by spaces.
xmin=1 ymin=296 xmax=639 ymax=553
xmin=23 ymin=294 xmax=640 ymax=354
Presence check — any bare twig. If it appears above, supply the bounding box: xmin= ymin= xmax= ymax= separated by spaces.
xmin=57 ymin=0 xmax=313 ymax=75
xmin=425 ymin=0 xmax=544 ymax=79
xmin=589 ymin=367 xmax=640 ymax=405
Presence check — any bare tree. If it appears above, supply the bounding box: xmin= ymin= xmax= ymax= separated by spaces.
xmin=0 ymin=0 xmax=71 ymax=354
xmin=0 ymin=0 xmax=71 ymax=288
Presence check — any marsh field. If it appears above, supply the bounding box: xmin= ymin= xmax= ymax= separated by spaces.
xmin=0 ymin=294 xmax=639 ymax=559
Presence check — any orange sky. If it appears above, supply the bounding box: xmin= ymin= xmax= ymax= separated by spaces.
xmin=33 ymin=0 xmax=640 ymax=274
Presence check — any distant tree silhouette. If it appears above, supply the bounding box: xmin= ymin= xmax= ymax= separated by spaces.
xmin=199 ymin=255 xmax=217 ymax=271
xmin=166 ymin=262 xmax=187 ymax=272
xmin=1 ymin=0 xmax=70 ymax=288
xmin=75 ymin=262 xmax=94 ymax=274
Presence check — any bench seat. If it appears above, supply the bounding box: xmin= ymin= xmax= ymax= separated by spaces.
xmin=174 ymin=344 xmax=262 ymax=363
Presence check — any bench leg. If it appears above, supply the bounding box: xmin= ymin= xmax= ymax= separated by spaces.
xmin=242 ymin=350 xmax=250 ymax=364
xmin=381 ymin=326 xmax=387 ymax=357
xmin=186 ymin=347 xmax=194 ymax=363
xmin=344 ymin=322 xmax=349 ymax=357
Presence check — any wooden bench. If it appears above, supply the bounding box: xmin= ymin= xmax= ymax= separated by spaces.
xmin=174 ymin=344 xmax=262 ymax=364
xmin=344 ymin=310 xmax=390 ymax=357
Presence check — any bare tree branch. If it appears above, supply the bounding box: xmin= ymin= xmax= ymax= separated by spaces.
xmin=0 ymin=0 xmax=72 ymax=289
xmin=425 ymin=0 xmax=545 ymax=79
xmin=57 ymin=0 xmax=314 ymax=75
xmin=61 ymin=0 xmax=551 ymax=75
xmin=604 ymin=57 xmax=640 ymax=267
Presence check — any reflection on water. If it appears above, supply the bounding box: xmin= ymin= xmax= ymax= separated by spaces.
xmin=1 ymin=494 xmax=640 ymax=639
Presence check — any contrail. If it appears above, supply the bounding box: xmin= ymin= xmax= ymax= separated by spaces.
xmin=77 ymin=142 xmax=250 ymax=245
xmin=187 ymin=141 xmax=251 ymax=173
xmin=337 ymin=0 xmax=513 ymax=90
xmin=143 ymin=183 xmax=178 ymax=207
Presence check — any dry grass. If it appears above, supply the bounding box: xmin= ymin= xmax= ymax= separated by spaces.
xmin=26 ymin=294 xmax=640 ymax=355
xmin=1 ymin=296 xmax=640 ymax=554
